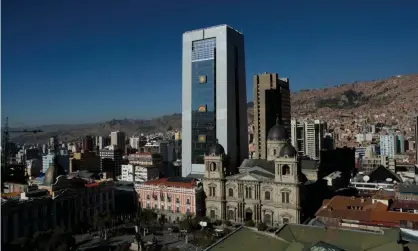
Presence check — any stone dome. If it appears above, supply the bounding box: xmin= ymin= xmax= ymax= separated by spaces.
xmin=267 ymin=124 xmax=287 ymax=141
xmin=208 ymin=140 xmax=225 ymax=156
xmin=44 ymin=163 xmax=66 ymax=186
xmin=279 ymin=143 xmax=297 ymax=158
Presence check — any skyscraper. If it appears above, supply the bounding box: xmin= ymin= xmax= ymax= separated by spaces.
xmin=415 ymin=116 xmax=418 ymax=164
xmin=182 ymin=25 xmax=248 ymax=177
xmin=253 ymin=73 xmax=291 ymax=160
xmin=110 ymin=131 xmax=126 ymax=154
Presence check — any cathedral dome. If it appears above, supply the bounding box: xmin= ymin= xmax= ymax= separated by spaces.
xmin=279 ymin=143 xmax=297 ymax=158
xmin=208 ymin=140 xmax=225 ymax=156
xmin=44 ymin=163 xmax=66 ymax=186
xmin=267 ymin=116 xmax=287 ymax=141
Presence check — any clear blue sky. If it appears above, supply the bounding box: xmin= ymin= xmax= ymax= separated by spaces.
xmin=2 ymin=0 xmax=418 ymax=126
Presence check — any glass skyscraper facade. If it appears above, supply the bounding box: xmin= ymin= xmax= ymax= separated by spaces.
xmin=182 ymin=25 xmax=249 ymax=177
xmin=191 ymin=38 xmax=217 ymax=164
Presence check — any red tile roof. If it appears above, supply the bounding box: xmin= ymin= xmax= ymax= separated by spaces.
xmin=390 ymin=200 xmax=418 ymax=210
xmin=144 ymin=178 xmax=197 ymax=189
xmin=85 ymin=183 xmax=99 ymax=187
xmin=316 ymin=196 xmax=418 ymax=228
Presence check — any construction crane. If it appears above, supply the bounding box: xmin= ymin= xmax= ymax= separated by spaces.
xmin=1 ymin=117 xmax=43 ymax=171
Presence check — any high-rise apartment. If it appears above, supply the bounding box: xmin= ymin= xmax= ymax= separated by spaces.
xmin=182 ymin=25 xmax=248 ymax=177
xmin=253 ymin=73 xmax=291 ymax=160
xmin=82 ymin=135 xmax=94 ymax=151
xmin=380 ymin=134 xmax=397 ymax=158
xmin=290 ymin=119 xmax=326 ymax=160
xmin=415 ymin=116 xmax=418 ymax=164
xmin=95 ymin=136 xmax=111 ymax=150
xmin=110 ymin=131 xmax=126 ymax=153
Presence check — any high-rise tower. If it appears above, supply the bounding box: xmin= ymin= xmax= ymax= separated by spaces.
xmin=182 ymin=25 xmax=248 ymax=177
xmin=253 ymin=73 xmax=291 ymax=160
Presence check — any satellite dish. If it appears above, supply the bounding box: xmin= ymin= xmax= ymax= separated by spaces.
xmin=363 ymin=176 xmax=370 ymax=182
xmin=386 ymin=178 xmax=393 ymax=183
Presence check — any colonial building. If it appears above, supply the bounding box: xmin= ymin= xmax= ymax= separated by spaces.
xmin=136 ymin=177 xmax=204 ymax=223
xmin=203 ymin=121 xmax=308 ymax=226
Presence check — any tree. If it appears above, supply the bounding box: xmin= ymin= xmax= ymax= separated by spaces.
xmin=245 ymin=220 xmax=255 ymax=227
xmin=158 ymin=214 xmax=166 ymax=229
xmin=257 ymin=222 xmax=267 ymax=231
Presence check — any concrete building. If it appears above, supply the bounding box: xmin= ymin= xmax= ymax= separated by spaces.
xmin=253 ymin=73 xmax=291 ymax=160
xmin=26 ymin=159 xmax=42 ymax=177
xmin=291 ymin=119 xmax=326 ymax=160
xmin=120 ymin=164 xmax=159 ymax=183
xmin=181 ymin=24 xmax=248 ymax=177
xmin=95 ymin=136 xmax=111 ymax=150
xmin=42 ymin=153 xmax=69 ymax=174
xmin=82 ymin=135 xmax=94 ymax=151
xmin=290 ymin=119 xmax=305 ymax=156
xmin=158 ymin=141 xmax=174 ymax=163
xmin=1 ymin=176 xmax=115 ymax=245
xmin=397 ymin=135 xmax=406 ymax=153
xmin=136 ymin=177 xmax=204 ymax=222
xmin=69 ymin=151 xmax=101 ymax=173
xmin=380 ymin=134 xmax=397 ymax=158
xmin=110 ymin=131 xmax=126 ymax=154
xmin=415 ymin=116 xmax=418 ymax=164
xmin=129 ymin=136 xmax=140 ymax=149
xmin=304 ymin=120 xmax=326 ymax=160
xmin=99 ymin=145 xmax=123 ymax=177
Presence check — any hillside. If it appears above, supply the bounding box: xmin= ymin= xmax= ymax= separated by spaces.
xmin=10 ymin=74 xmax=418 ymax=144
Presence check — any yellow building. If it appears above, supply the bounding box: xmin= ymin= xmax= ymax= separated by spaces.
xmin=69 ymin=151 xmax=101 ymax=172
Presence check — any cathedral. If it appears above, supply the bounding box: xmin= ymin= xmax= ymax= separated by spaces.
xmin=202 ymin=121 xmax=308 ymax=227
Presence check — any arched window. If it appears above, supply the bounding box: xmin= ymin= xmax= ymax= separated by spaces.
xmin=264 ymin=191 xmax=271 ymax=200
xmin=210 ymin=162 xmax=217 ymax=172
xmin=273 ymin=149 xmax=277 ymax=156
xmin=282 ymin=165 xmax=291 ymax=175
xmin=228 ymin=188 xmax=234 ymax=197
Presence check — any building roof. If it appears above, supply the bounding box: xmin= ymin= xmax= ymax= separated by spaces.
xmin=315 ymin=196 xmax=418 ymax=227
xmin=207 ymin=225 xmax=416 ymax=251
xmin=398 ymin=184 xmax=418 ymax=195
xmin=208 ymin=141 xmax=225 ymax=156
xmin=239 ymin=159 xmax=274 ymax=173
xmin=391 ymin=200 xmax=418 ymax=211
xmin=279 ymin=143 xmax=297 ymax=157
xmin=208 ymin=227 xmax=287 ymax=251
xmin=267 ymin=123 xmax=287 ymax=141
xmin=144 ymin=177 xmax=197 ymax=189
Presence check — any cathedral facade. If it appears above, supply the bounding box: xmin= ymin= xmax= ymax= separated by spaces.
xmin=202 ymin=122 xmax=307 ymax=226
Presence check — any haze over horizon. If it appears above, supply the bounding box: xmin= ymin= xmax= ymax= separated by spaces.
xmin=2 ymin=1 xmax=418 ymax=126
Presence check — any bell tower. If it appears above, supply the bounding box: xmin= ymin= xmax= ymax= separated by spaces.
xmin=203 ymin=140 xmax=227 ymax=221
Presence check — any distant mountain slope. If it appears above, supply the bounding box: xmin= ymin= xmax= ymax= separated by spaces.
xmin=10 ymin=74 xmax=418 ymax=144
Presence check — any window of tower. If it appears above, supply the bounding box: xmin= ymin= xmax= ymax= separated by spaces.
xmin=282 ymin=165 xmax=291 ymax=175
xmin=264 ymin=191 xmax=271 ymax=200
xmin=228 ymin=188 xmax=234 ymax=197
xmin=273 ymin=149 xmax=277 ymax=155
xmin=210 ymin=162 xmax=217 ymax=172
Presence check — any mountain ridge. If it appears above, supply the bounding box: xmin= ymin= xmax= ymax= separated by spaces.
xmin=9 ymin=74 xmax=418 ymax=144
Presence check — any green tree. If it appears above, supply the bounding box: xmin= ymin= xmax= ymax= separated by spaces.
xmin=257 ymin=222 xmax=267 ymax=231
xmin=158 ymin=214 xmax=166 ymax=229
